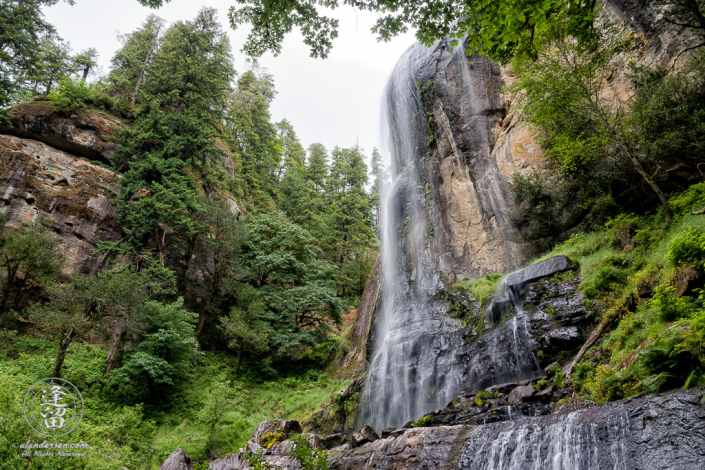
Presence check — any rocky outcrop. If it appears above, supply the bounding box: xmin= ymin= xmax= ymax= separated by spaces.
xmin=331 ymin=388 xmax=705 ymax=469
xmin=159 ymin=448 xmax=193 ymax=470
xmin=0 ymin=102 xmax=125 ymax=165
xmin=0 ymin=134 xmax=120 ymax=274
xmin=332 ymin=258 xmax=380 ymax=380
xmin=504 ymin=256 xmax=571 ymax=293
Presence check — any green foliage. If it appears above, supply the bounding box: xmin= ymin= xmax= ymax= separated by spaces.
xmin=0 ymin=219 xmax=62 ymax=320
xmin=48 ymin=76 xmax=90 ymax=113
xmin=115 ymin=298 xmax=199 ymax=402
xmin=289 ymin=434 xmax=330 ymax=470
xmin=666 ymin=228 xmax=705 ymax=269
xmin=245 ymin=450 xmax=273 ymax=470
xmin=671 ymin=182 xmax=705 ymax=218
xmin=463 ymin=273 xmax=504 ymax=305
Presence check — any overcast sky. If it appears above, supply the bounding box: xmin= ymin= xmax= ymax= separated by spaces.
xmin=44 ymin=0 xmax=417 ymax=163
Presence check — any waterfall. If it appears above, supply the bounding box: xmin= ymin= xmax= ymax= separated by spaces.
xmin=357 ymin=37 xmax=542 ymax=431
xmin=459 ymin=410 xmax=633 ymax=470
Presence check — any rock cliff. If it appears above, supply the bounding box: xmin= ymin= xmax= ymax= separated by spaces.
xmin=0 ymin=105 xmax=122 ymax=274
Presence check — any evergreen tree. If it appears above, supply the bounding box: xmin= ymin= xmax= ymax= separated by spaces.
xmin=0 ymin=0 xmax=68 ymax=119
xmin=108 ymin=14 xmax=164 ymax=102
xmin=325 ymin=146 xmax=376 ymax=298
xmin=25 ymin=35 xmax=74 ymax=95
xmin=225 ymin=64 xmax=281 ymax=207
xmin=369 ymin=147 xmax=389 ymax=228
xmin=113 ymin=8 xmax=235 ymax=258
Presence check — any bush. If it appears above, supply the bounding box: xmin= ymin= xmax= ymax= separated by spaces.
xmin=92 ymin=92 xmax=115 ymax=110
xmin=670 ymin=182 xmax=705 ymax=218
xmin=113 ymin=98 xmax=132 ymax=117
xmin=666 ymin=228 xmax=705 ymax=269
xmin=48 ymin=76 xmax=91 ymax=113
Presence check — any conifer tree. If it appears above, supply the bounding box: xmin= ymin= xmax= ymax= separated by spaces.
xmin=113 ymin=8 xmax=235 ymax=261
xmin=108 ymin=14 xmax=164 ymax=102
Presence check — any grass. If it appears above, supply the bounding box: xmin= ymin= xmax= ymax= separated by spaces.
xmin=0 ymin=338 xmax=348 ymax=469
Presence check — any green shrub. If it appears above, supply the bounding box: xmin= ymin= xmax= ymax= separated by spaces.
xmin=666 ymin=228 xmax=705 ymax=269
xmin=93 ymin=92 xmax=115 ymax=110
xmin=670 ymin=182 xmax=705 ymax=218
xmin=113 ymin=98 xmax=132 ymax=117
xmin=464 ymin=273 xmax=503 ymax=305
xmin=48 ymin=76 xmax=91 ymax=113
xmin=581 ymin=265 xmax=628 ymax=297
xmin=289 ymin=434 xmax=330 ymax=470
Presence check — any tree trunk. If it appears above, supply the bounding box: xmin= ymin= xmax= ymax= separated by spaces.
xmin=131 ymin=23 xmax=161 ymax=106
xmin=235 ymin=343 xmax=245 ymax=376
xmin=52 ymin=328 xmax=75 ymax=378
xmin=105 ymin=317 xmax=126 ymax=373
xmin=195 ymin=312 xmax=208 ymax=349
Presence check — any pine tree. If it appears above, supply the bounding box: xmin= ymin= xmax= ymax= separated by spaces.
xmin=224 ymin=65 xmax=281 ymax=207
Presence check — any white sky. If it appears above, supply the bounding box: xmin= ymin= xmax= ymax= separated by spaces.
xmin=44 ymin=0 xmax=417 ymax=161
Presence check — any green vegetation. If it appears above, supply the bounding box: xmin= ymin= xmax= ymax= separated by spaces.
xmin=531 ymin=185 xmax=705 ymax=403
xmin=0 ymin=340 xmax=347 ymax=468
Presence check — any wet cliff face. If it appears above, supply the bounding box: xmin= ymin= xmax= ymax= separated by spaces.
xmin=0 ymin=106 xmax=122 ymax=274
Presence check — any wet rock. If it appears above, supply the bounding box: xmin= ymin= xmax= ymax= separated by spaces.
xmin=508 ymin=385 xmax=536 ymax=405
xmin=321 ymin=433 xmax=346 ymax=449
xmin=505 ymin=256 xmax=571 ymax=294
xmin=159 ymin=448 xmax=192 ymax=470
xmin=351 ymin=424 xmax=379 ymax=448
xmin=380 ymin=428 xmax=396 ymax=438
xmin=332 ymin=426 xmax=474 ymax=469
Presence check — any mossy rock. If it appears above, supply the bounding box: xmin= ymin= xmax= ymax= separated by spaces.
xmin=411 ymin=415 xmax=434 ymax=428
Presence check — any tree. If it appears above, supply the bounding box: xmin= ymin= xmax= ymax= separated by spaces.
xmin=512 ymin=17 xmax=675 ymax=219
xmin=28 ymin=268 xmax=157 ymax=377
xmin=26 ymin=35 xmax=74 ymax=95
xmin=225 ymin=65 xmax=281 ymax=205
xmin=113 ymin=8 xmax=235 ymax=257
xmin=115 ymin=298 xmax=198 ymax=402
xmin=0 ymin=220 xmax=62 ymax=323
xmin=220 ymin=282 xmax=268 ymax=374
xmin=0 ymin=0 xmax=72 ymax=119
xmin=369 ymin=147 xmax=389 ymax=228
xmin=325 ymin=145 xmax=375 ymax=297
xmin=242 ymin=213 xmax=343 ymax=358
xmin=73 ymin=47 xmax=99 ymax=82
xmin=275 ymin=119 xmax=306 ymax=185
xmin=108 ymin=14 xmax=165 ymax=102
xmin=138 ymin=0 xmax=597 ymax=63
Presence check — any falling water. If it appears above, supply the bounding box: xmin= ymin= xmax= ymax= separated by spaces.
xmin=459 ymin=410 xmax=633 ymax=470
xmin=356 ymin=37 xmax=543 ymax=431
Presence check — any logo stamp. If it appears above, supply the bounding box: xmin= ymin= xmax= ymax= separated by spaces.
xmin=23 ymin=378 xmax=84 ymax=437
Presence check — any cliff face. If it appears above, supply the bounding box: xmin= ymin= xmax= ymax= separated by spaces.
xmin=0 ymin=105 xmax=122 ymax=274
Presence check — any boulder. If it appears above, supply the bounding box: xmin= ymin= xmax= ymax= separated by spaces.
xmin=209 ymin=453 xmax=243 ymax=470
xmin=250 ymin=420 xmax=303 ymax=448
xmin=351 ymin=424 xmax=379 ymax=448
xmin=322 ymin=433 xmax=347 ymax=449
xmin=0 ymin=134 xmax=120 ymax=274
xmin=508 ymin=385 xmax=536 ymax=405
xmin=504 ymin=256 xmax=571 ymax=294
xmin=673 ymin=265 xmax=703 ymax=298
xmin=0 ymin=102 xmax=124 ymax=165
xmin=159 ymin=448 xmax=192 ymax=470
